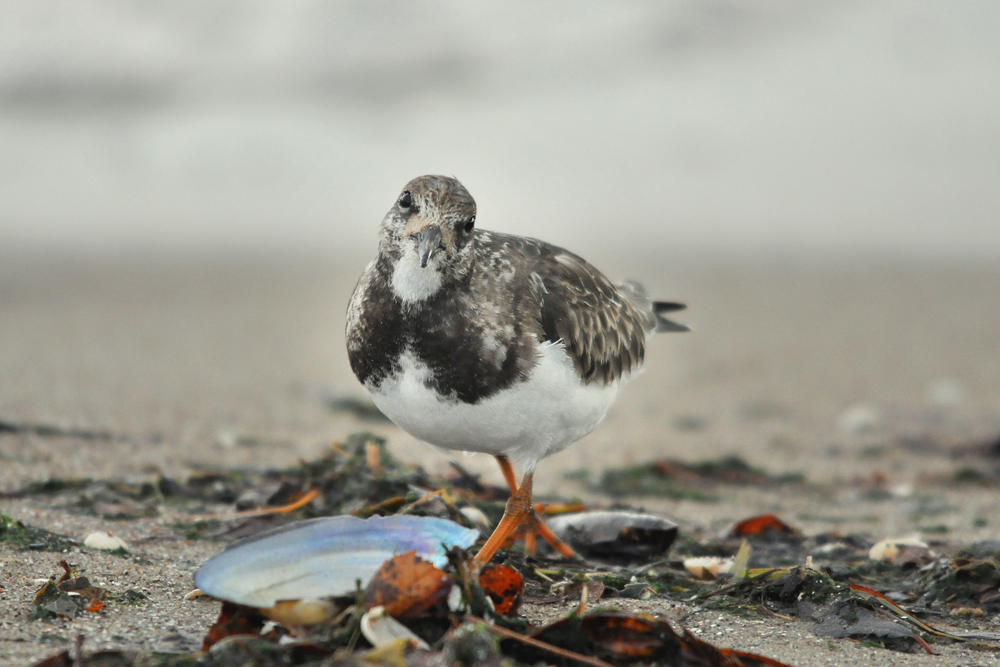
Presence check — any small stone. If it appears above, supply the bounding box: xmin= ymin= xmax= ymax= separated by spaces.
xmin=83 ymin=530 xmax=129 ymax=551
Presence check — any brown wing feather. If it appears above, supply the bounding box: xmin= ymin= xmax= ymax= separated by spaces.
xmin=530 ymin=249 xmax=653 ymax=385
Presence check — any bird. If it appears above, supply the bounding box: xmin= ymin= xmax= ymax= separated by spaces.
xmin=345 ymin=175 xmax=688 ymax=565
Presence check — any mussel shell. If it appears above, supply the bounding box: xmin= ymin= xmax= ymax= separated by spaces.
xmin=194 ymin=514 xmax=478 ymax=607
xmin=545 ymin=511 xmax=677 ymax=561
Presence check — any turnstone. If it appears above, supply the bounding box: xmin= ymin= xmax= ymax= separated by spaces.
xmin=346 ymin=175 xmax=688 ymax=564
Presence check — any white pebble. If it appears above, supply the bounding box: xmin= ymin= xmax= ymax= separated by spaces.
xmin=84 ymin=530 xmax=129 ymax=551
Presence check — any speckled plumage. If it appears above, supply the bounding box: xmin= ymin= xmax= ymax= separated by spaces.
xmin=345 ymin=175 xmax=687 ymax=469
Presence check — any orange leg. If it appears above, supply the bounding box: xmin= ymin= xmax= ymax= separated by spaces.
xmin=474 ymin=471 xmax=535 ymax=565
xmin=473 ymin=457 xmax=578 ymax=564
xmin=522 ymin=527 xmax=538 ymax=556
xmin=495 ymin=455 xmax=520 ymax=495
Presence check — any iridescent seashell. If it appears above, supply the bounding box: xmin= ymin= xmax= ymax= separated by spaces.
xmin=194 ymin=514 xmax=478 ymax=608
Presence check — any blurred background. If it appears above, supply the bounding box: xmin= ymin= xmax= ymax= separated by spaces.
xmin=1 ymin=2 xmax=999 ymax=509
xmin=2 ymin=0 xmax=998 ymax=257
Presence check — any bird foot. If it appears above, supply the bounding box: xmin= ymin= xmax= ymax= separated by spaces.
xmin=473 ymin=456 xmax=579 ymax=565
xmin=508 ymin=508 xmax=577 ymax=559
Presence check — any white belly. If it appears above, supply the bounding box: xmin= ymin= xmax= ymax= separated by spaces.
xmin=366 ymin=341 xmax=625 ymax=471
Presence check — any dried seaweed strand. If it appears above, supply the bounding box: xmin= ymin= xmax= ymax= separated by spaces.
xmin=481 ymin=619 xmax=615 ymax=667
xmin=847 ymin=583 xmax=1000 ymax=646
xmin=696 ymin=568 xmax=778 ymax=600
xmin=184 ymin=488 xmax=319 ymax=521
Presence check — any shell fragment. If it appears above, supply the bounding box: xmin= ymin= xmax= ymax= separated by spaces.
xmin=360 ymin=605 xmax=430 ymax=650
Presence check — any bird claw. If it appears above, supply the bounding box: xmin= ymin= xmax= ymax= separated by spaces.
xmin=507 ymin=509 xmax=577 ymax=560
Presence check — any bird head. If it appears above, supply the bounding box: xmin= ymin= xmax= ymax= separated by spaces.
xmin=379 ymin=175 xmax=478 ymax=292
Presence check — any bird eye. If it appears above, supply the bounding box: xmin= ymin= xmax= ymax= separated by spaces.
xmin=398 ymin=191 xmax=412 ymax=209
xmin=463 ymin=216 xmax=475 ymax=233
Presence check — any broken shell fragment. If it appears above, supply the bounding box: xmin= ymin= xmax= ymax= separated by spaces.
xmin=360 ymin=605 xmax=430 ymax=650
xmin=869 ymin=536 xmax=929 ymax=562
xmin=83 ymin=530 xmax=129 ymax=551
xmin=194 ymin=514 xmax=478 ymax=608
xmin=262 ymin=598 xmax=340 ymax=627
xmin=543 ymin=511 xmax=678 ymax=561
xmin=683 ymin=557 xmax=733 ymax=580
xmin=184 ymin=588 xmax=208 ymax=601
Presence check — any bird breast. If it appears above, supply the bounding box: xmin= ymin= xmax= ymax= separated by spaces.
xmin=365 ymin=340 xmax=626 ymax=471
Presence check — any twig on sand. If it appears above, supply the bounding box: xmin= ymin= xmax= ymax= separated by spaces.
xmin=180 ymin=488 xmax=320 ymax=521
xmin=480 ymin=618 xmax=615 ymax=667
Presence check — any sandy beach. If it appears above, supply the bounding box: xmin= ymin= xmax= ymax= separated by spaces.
xmin=2 ymin=250 xmax=1000 ymax=665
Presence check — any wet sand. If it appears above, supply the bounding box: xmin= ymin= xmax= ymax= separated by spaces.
xmin=2 ymin=250 xmax=1000 ymax=665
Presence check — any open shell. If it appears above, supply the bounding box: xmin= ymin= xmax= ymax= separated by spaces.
xmin=194 ymin=514 xmax=478 ymax=608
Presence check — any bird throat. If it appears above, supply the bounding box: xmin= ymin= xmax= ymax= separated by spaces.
xmin=391 ymin=251 xmax=442 ymax=304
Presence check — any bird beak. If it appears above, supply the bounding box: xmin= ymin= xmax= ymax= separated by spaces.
xmin=414 ymin=226 xmax=442 ymax=268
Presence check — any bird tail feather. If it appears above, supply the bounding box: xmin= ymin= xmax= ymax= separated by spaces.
xmin=653 ymin=301 xmax=690 ymax=332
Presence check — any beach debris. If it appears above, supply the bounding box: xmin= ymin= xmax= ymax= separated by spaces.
xmin=360 ymin=605 xmax=430 ymax=649
xmin=478 ymin=563 xmax=523 ymax=615
xmin=653 ymin=456 xmax=771 ymax=484
xmin=730 ymin=513 xmax=801 ymax=538
xmin=598 ymin=455 xmax=803 ymax=500
xmin=618 ymin=582 xmax=655 ymax=599
xmin=32 ymin=561 xmax=107 ymax=621
xmin=868 ymin=536 xmax=929 ymax=563
xmin=83 ymin=530 xmax=129 ymax=551
xmin=24 ymin=430 xmax=1000 ymax=664
xmin=809 ymin=599 xmax=931 ymax=653
xmin=848 ymin=583 xmax=1000 ymax=644
xmin=701 ymin=564 xmax=972 ymax=653
xmin=363 ymin=551 xmax=453 ymax=618
xmin=543 ymin=510 xmax=678 ymax=561
xmin=201 ymin=602 xmax=273 ymax=651
xmin=0 ymin=514 xmax=78 ymax=552
xmin=684 ymin=556 xmax=733 ymax=580
xmin=261 ymin=598 xmax=342 ymax=627
xmin=502 ymin=610 xmax=795 ymax=666
xmin=194 ymin=514 xmax=478 ymax=609
xmin=904 ymin=547 xmax=1000 ymax=613
xmin=442 ymin=621 xmax=506 ymax=667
